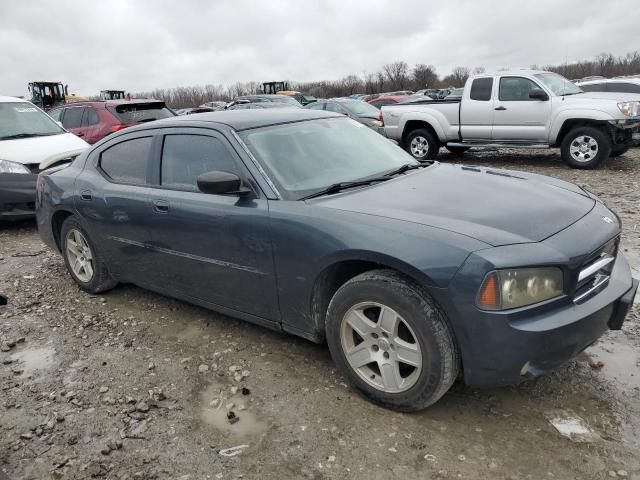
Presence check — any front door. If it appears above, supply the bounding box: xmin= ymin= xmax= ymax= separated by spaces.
xmin=491 ymin=76 xmax=552 ymax=141
xmin=147 ymin=129 xmax=279 ymax=323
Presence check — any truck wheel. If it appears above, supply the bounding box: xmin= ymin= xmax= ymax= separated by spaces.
xmin=325 ymin=269 xmax=459 ymax=411
xmin=561 ymin=126 xmax=611 ymax=169
xmin=405 ymin=129 xmax=439 ymax=161
xmin=610 ymin=145 xmax=630 ymax=157
xmin=446 ymin=146 xmax=470 ymax=155
xmin=61 ymin=216 xmax=118 ymax=294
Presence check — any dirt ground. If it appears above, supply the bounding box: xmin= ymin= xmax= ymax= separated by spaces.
xmin=1 ymin=148 xmax=639 ymax=480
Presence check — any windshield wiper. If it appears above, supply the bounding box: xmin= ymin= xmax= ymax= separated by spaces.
xmin=300 ymin=178 xmax=390 ymax=200
xmin=0 ymin=132 xmax=58 ymax=140
xmin=384 ymin=162 xmax=431 ymax=177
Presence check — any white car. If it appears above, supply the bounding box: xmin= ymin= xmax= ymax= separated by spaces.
xmin=576 ymin=76 xmax=640 ymax=94
xmin=0 ymin=96 xmax=89 ymax=220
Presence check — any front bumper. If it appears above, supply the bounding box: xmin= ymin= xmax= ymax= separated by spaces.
xmin=0 ymin=173 xmax=38 ymax=220
xmin=452 ymin=253 xmax=636 ymax=387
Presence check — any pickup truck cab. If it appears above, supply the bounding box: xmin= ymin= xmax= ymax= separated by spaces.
xmin=383 ymin=70 xmax=640 ymax=168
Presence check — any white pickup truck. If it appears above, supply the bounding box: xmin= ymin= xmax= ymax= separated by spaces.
xmin=382 ymin=70 xmax=640 ymax=168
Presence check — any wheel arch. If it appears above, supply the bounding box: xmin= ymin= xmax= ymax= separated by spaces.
xmin=51 ymin=209 xmax=75 ymax=252
xmin=552 ymin=117 xmax=612 ymax=147
xmin=401 ymin=119 xmax=444 ymax=147
xmin=309 ymin=251 xmax=442 ymax=342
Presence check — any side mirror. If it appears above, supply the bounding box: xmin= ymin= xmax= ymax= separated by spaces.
xmin=529 ymin=88 xmax=549 ymax=101
xmin=197 ymin=171 xmax=250 ymax=196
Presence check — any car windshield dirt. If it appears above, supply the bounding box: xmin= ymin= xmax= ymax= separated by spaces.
xmin=535 ymin=73 xmax=583 ymax=96
xmin=342 ymin=100 xmax=380 ymax=116
xmin=0 ymin=102 xmax=64 ymax=139
xmin=109 ymin=102 xmax=175 ymax=124
xmin=240 ymin=117 xmax=416 ymax=199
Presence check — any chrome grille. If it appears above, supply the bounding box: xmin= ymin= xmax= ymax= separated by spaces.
xmin=574 ymin=237 xmax=618 ymax=303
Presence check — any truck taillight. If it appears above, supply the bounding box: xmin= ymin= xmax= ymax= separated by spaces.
xmin=379 ymin=111 xmax=384 ymax=126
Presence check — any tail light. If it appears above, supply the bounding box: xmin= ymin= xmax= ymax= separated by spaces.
xmin=378 ymin=111 xmax=384 ymax=126
xmin=110 ymin=124 xmax=128 ymax=133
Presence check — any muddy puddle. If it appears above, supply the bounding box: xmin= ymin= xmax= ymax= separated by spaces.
xmin=10 ymin=345 xmax=56 ymax=378
xmin=200 ymin=384 xmax=269 ymax=439
xmin=581 ymin=336 xmax=640 ymax=390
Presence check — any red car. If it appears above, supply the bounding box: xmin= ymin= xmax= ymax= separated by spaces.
xmin=49 ymin=99 xmax=175 ymax=144
xmin=367 ymin=95 xmax=413 ymax=109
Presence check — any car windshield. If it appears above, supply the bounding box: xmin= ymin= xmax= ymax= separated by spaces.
xmin=534 ymin=73 xmax=583 ymax=96
xmin=240 ymin=117 xmax=416 ymax=200
xmin=340 ymin=100 xmax=380 ymax=116
xmin=109 ymin=102 xmax=175 ymax=124
xmin=0 ymin=101 xmax=64 ymax=140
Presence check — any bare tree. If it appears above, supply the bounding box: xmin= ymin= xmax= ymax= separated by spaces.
xmin=412 ymin=64 xmax=439 ymax=89
xmin=382 ymin=61 xmax=410 ymax=90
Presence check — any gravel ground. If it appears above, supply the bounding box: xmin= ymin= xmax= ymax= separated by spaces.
xmin=1 ymin=148 xmax=639 ymax=480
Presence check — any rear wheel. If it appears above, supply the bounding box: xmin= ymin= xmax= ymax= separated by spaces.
xmin=61 ymin=216 xmax=117 ymax=293
xmin=325 ymin=270 xmax=458 ymax=411
xmin=405 ymin=128 xmax=439 ymax=161
xmin=560 ymin=126 xmax=611 ymax=169
xmin=446 ymin=146 xmax=470 ymax=155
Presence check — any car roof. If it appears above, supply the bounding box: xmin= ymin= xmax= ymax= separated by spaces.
xmin=576 ymin=78 xmax=640 ymax=85
xmin=131 ymin=108 xmax=342 ymax=132
xmin=0 ymin=96 xmax=30 ymax=103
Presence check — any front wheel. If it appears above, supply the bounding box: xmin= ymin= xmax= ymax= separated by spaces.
xmin=405 ymin=128 xmax=440 ymax=161
xmin=61 ymin=216 xmax=118 ymax=293
xmin=560 ymin=126 xmax=611 ymax=169
xmin=325 ymin=270 xmax=459 ymax=411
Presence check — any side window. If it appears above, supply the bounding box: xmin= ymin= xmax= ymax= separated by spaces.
xmin=470 ymin=77 xmax=493 ymax=101
xmin=579 ymin=83 xmax=604 ymax=92
xmin=83 ymin=108 xmax=100 ymax=126
xmin=61 ymin=107 xmax=85 ymax=128
xmin=370 ymin=100 xmax=392 ymax=108
xmin=607 ymin=82 xmax=640 ymax=93
xmin=99 ymin=137 xmax=153 ymax=184
xmin=161 ymin=135 xmax=240 ymax=192
xmin=499 ymin=77 xmax=541 ymax=101
xmin=306 ymin=102 xmax=325 ymax=110
xmin=49 ymin=109 xmax=62 ymax=121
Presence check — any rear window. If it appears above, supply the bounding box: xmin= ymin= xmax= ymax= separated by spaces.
xmin=341 ymin=100 xmax=380 ymax=116
xmin=100 ymin=137 xmax=152 ymax=184
xmin=109 ymin=102 xmax=174 ymax=124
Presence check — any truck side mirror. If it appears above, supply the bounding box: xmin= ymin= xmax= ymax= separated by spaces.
xmin=529 ymin=89 xmax=549 ymax=101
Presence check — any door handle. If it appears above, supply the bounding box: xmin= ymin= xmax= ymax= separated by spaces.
xmin=80 ymin=190 xmax=92 ymax=201
xmin=153 ymin=199 xmax=169 ymax=213
xmin=494 ymin=106 xmax=507 ymax=111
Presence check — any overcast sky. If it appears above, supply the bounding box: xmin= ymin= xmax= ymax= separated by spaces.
xmin=3 ymin=0 xmax=639 ymax=96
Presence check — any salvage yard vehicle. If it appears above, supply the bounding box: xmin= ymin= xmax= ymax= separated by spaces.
xmin=28 ymin=81 xmax=68 ymax=110
xmin=304 ymin=98 xmax=383 ymax=133
xmin=383 ymin=70 xmax=640 ymax=168
xmin=36 ymin=109 xmax=638 ymax=411
xmin=0 ymin=96 xmax=88 ymax=220
xmin=49 ymin=99 xmax=175 ymax=144
xmin=99 ymin=90 xmax=126 ymax=100
xmin=225 ymin=95 xmax=301 ymax=109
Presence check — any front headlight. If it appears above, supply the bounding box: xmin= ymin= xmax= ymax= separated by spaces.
xmin=617 ymin=101 xmax=640 ymax=117
xmin=477 ymin=267 xmax=563 ymax=310
xmin=0 ymin=159 xmax=31 ymax=174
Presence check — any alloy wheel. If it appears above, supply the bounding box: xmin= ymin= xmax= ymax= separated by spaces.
xmin=410 ymin=136 xmax=429 ymax=158
xmin=569 ymin=135 xmax=599 ymax=163
xmin=65 ymin=229 xmax=94 ymax=283
xmin=340 ymin=302 xmax=422 ymax=393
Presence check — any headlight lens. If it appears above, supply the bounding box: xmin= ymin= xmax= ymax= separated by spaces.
xmin=477 ymin=267 xmax=563 ymax=310
xmin=0 ymin=159 xmax=31 ymax=174
xmin=617 ymin=101 xmax=640 ymax=117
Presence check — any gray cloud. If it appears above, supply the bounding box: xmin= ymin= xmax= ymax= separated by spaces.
xmin=3 ymin=0 xmax=639 ymax=97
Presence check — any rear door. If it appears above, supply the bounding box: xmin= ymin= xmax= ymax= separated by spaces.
xmin=60 ymin=106 xmax=87 ymax=140
xmin=74 ymin=132 xmax=158 ymax=284
xmin=146 ymin=128 xmax=279 ymax=323
xmin=80 ymin=107 xmax=104 ymax=144
xmin=459 ymin=77 xmax=494 ymax=140
xmin=491 ymin=76 xmax=552 ymax=141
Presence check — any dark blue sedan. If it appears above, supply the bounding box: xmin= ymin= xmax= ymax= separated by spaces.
xmin=36 ymin=109 xmax=638 ymax=411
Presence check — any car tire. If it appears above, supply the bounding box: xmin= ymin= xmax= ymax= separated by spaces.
xmin=445 ymin=146 xmax=470 ymax=155
xmin=610 ymin=145 xmax=630 ymax=157
xmin=405 ymin=128 xmax=440 ymax=161
xmin=60 ymin=216 xmax=117 ymax=294
xmin=325 ymin=269 xmax=459 ymax=411
xmin=560 ymin=126 xmax=611 ymax=169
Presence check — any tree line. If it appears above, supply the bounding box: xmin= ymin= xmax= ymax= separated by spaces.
xmin=133 ymin=51 xmax=640 ymax=108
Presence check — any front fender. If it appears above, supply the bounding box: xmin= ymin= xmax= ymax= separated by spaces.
xmin=549 ymin=108 xmax=616 ymax=142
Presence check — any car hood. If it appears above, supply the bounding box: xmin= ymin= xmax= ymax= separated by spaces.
xmin=313 ymin=163 xmax=596 ymax=246
xmin=0 ymin=132 xmax=89 ymax=170
xmin=565 ymin=91 xmax=640 ymax=103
